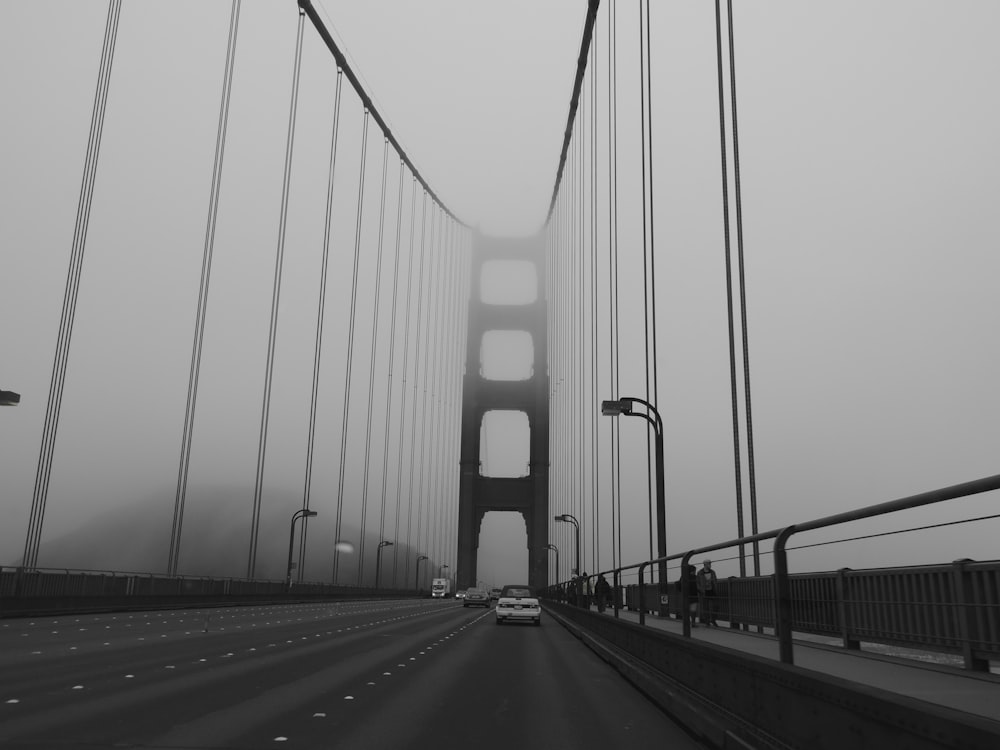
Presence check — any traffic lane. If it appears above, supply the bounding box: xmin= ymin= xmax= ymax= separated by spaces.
xmin=0 ymin=600 xmax=464 ymax=746
xmin=0 ymin=599 xmax=444 ymax=681
xmin=0 ymin=600 xmax=446 ymax=699
xmin=239 ymin=607 xmax=706 ymax=749
xmin=0 ymin=599 xmax=436 ymax=659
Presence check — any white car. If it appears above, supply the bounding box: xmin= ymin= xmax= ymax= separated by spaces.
xmin=495 ymin=585 xmax=541 ymax=626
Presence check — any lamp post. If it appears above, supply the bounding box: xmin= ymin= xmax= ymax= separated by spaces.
xmin=602 ymin=397 xmax=667 ymax=588
xmin=375 ymin=540 xmax=394 ymax=590
xmin=553 ymin=514 xmax=580 ymax=577
xmin=543 ymin=543 xmax=560 ymax=584
xmin=415 ymin=554 xmax=428 ymax=592
xmin=439 ymin=563 xmax=450 ymax=596
xmin=286 ymin=509 xmax=318 ymax=589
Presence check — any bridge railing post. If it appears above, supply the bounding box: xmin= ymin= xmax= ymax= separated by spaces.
xmin=952 ymin=558 xmax=989 ymax=672
xmin=836 ymin=567 xmax=860 ymax=650
xmin=774 ymin=525 xmax=797 ymax=664
xmin=637 ymin=562 xmax=649 ymax=626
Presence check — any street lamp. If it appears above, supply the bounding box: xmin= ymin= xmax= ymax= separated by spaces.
xmin=439 ymin=563 xmax=451 ymax=596
xmin=415 ymin=554 xmax=429 ymax=592
xmin=375 ymin=540 xmax=394 ymax=590
xmin=0 ymin=389 xmax=20 ymax=406
xmin=286 ymin=508 xmax=318 ymax=589
xmin=601 ymin=396 xmax=666 ymax=588
xmin=543 ymin=543 xmax=560 ymax=584
xmin=553 ymin=514 xmax=580 ymax=577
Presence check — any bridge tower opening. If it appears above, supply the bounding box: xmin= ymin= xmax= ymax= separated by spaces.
xmin=457 ymin=234 xmax=549 ymax=591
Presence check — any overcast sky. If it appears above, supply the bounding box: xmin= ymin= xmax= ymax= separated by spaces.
xmin=2 ymin=1 xmax=999 ymax=588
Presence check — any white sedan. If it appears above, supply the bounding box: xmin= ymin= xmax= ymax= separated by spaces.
xmin=495 ymin=585 xmax=541 ymax=626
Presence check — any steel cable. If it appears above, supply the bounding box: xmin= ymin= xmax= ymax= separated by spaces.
xmin=404 ymin=192 xmax=430 ymax=586
xmin=356 ymin=138 xmax=390 ymax=586
xmin=169 ymin=0 xmax=242 ymax=576
xmin=25 ymin=0 xmax=122 ymax=571
xmin=727 ymin=0 xmax=760 ymax=575
xmin=379 ymin=159 xmax=406 ymax=587
xmin=247 ymin=8 xmax=306 ymax=578
xmin=639 ymin=3 xmax=654 ymax=563
xmin=331 ymin=109 xmax=371 ymax=583
xmin=297 ymin=68 xmax=344 ymax=581
xmin=714 ymin=0 xmax=747 ymax=576
xmin=395 ymin=181 xmax=420 ymax=586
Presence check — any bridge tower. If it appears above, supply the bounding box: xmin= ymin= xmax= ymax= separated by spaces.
xmin=456 ymin=233 xmax=549 ymax=591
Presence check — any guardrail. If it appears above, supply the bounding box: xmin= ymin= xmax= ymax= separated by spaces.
xmin=544 ymin=473 xmax=1000 ymax=671
xmin=0 ymin=566 xmax=420 ymax=617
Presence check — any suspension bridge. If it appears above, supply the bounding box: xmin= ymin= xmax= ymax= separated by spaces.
xmin=2 ymin=1 xmax=999 ymax=747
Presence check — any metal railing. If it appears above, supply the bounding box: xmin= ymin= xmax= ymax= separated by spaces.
xmin=0 ymin=565 xmax=419 ymax=615
xmin=543 ymin=473 xmax=1000 ymax=671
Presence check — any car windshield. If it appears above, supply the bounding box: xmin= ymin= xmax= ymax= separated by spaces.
xmin=467 ymin=589 xmax=484 ymax=596
xmin=502 ymin=587 xmax=532 ymax=598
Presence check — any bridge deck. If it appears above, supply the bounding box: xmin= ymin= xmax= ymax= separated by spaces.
xmin=605 ymin=608 xmax=1000 ymax=723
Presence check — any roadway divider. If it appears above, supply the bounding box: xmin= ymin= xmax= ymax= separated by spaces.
xmin=544 ymin=601 xmax=1000 ymax=750
xmin=0 ymin=566 xmax=426 ymax=617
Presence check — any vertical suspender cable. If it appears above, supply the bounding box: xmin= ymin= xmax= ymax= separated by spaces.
xmin=714 ymin=0 xmax=746 ymax=576
xmin=298 ymin=69 xmax=344 ymax=581
xmin=608 ymin=0 xmax=622 ymax=574
xmin=405 ymin=192 xmax=430 ymax=584
xmin=332 ymin=109 xmax=371 ymax=584
xmin=169 ymin=0 xmax=241 ymax=577
xmin=428 ymin=217 xmax=453 ymax=565
xmin=638 ymin=3 xmax=654 ymax=563
xmin=380 ymin=159 xmax=406 ymax=586
xmin=727 ymin=0 xmax=760 ymax=575
xmin=416 ymin=208 xmax=440 ymax=564
xmin=396 ymin=181 xmax=421 ymax=586
xmin=247 ymin=8 xmax=305 ymax=579
xmin=415 ymin=208 xmax=440 ymax=562
xmin=644 ymin=0 xmax=663 ymax=571
xmin=590 ymin=34 xmax=599 ymax=573
xmin=446 ymin=228 xmax=466 ymax=569
xmin=24 ymin=0 xmax=122 ymax=571
xmin=356 ymin=138 xmax=390 ymax=586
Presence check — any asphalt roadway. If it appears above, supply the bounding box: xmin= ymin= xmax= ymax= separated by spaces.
xmin=0 ymin=599 xmax=705 ymax=749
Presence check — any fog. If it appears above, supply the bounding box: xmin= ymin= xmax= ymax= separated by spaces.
xmin=2 ymin=1 xmax=999 ymax=589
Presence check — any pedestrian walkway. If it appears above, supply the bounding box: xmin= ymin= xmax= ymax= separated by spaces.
xmin=597 ymin=606 xmax=1000 ymax=722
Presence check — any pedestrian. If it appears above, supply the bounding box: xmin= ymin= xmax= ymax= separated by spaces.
xmin=697 ymin=559 xmax=718 ymax=626
xmin=579 ymin=572 xmax=591 ymax=608
xmin=594 ymin=574 xmax=611 ymax=613
xmin=678 ymin=564 xmax=699 ymax=627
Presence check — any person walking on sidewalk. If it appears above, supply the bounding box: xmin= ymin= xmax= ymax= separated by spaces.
xmin=697 ymin=559 xmax=719 ymax=626
xmin=595 ymin=573 xmax=611 ymax=613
